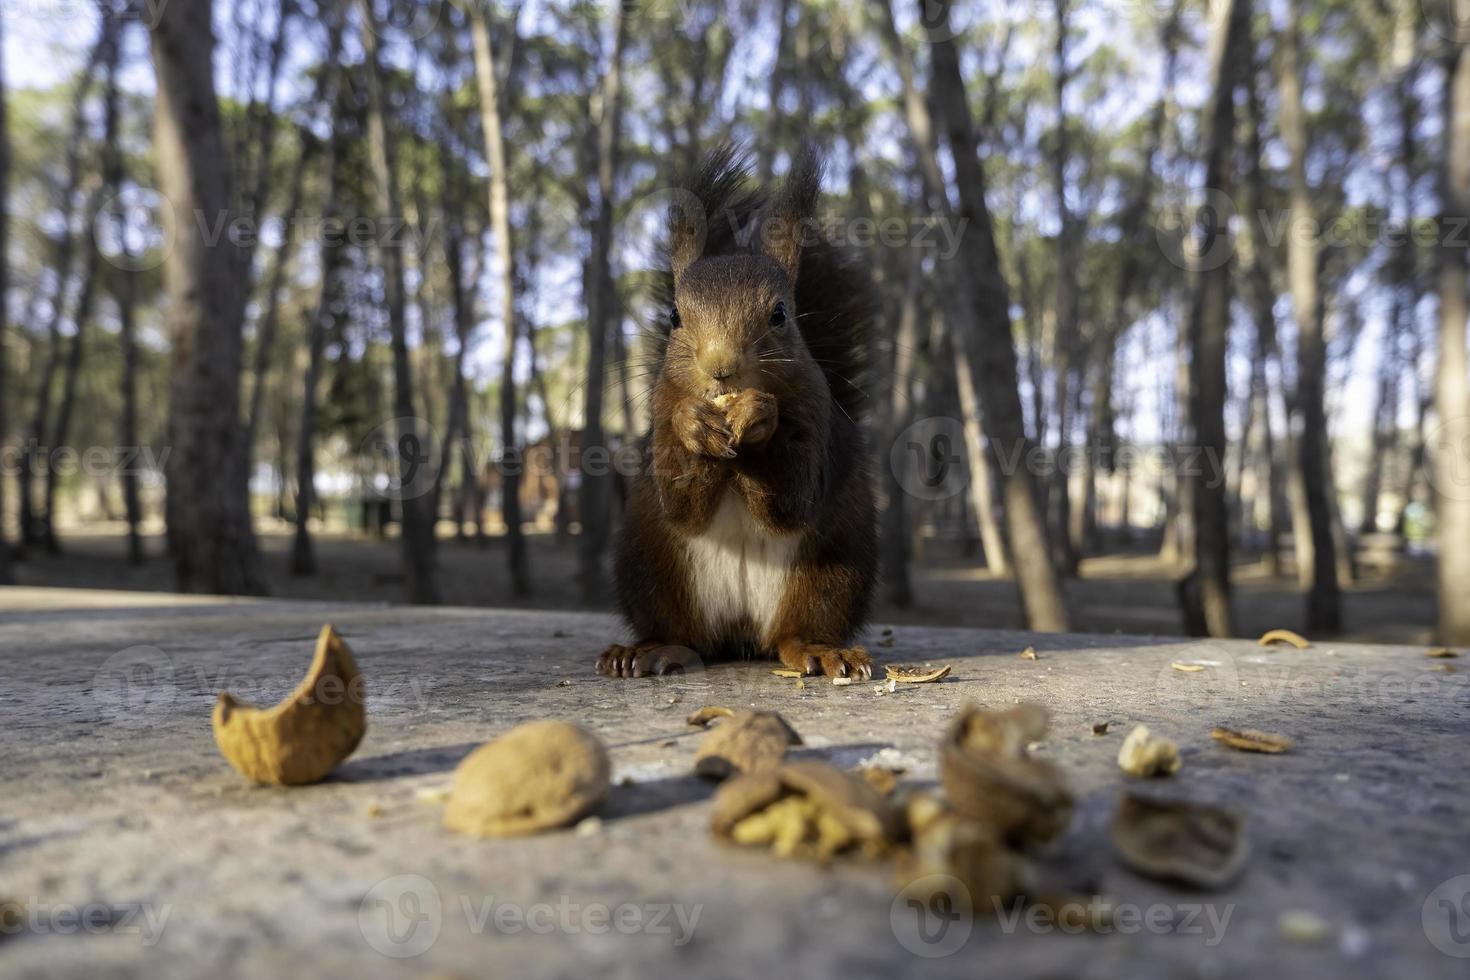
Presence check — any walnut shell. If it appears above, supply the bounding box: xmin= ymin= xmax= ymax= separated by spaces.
xmin=1117 ymin=724 xmax=1181 ymax=777
xmin=896 ymin=812 xmax=1025 ymax=913
xmin=444 ymin=720 xmax=610 ymax=837
xmin=693 ymin=710 xmax=801 ymax=780
xmin=939 ymin=703 xmax=1072 ymax=843
xmin=710 ymin=761 xmax=902 ymax=859
xmin=1210 ymin=726 xmax=1292 ymax=754
xmin=1111 ymin=792 xmax=1248 ymax=889
xmin=211 ymin=624 xmax=366 ymax=786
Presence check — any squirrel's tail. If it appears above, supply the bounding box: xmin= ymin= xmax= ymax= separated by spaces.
xmin=656 ymin=145 xmax=873 ymax=418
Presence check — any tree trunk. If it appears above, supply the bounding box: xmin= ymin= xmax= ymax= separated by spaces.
xmin=880 ymin=249 xmax=922 ymax=605
xmin=357 ymin=0 xmax=438 ymax=603
xmin=149 ymin=0 xmax=266 ymax=594
xmin=757 ymin=0 xmax=794 ymax=182
xmin=1277 ymin=0 xmax=1342 ymax=632
xmin=1240 ymin=50 xmax=1284 ymax=577
xmin=96 ymin=11 xmax=143 ymax=565
xmin=0 ymin=5 xmax=11 ymax=581
xmin=919 ymin=0 xmax=1070 ymax=631
xmin=1048 ymin=0 xmax=1080 ymax=578
xmin=116 ymin=243 xmax=143 ymax=565
xmin=1181 ymin=0 xmax=1250 ymax=637
xmin=471 ymin=2 xmax=530 ymax=597
xmin=578 ymin=0 xmax=627 ymax=602
xmin=949 ymin=327 xmax=1009 ymax=576
xmin=246 ymin=139 xmax=312 ymax=448
xmin=1387 ymin=2 xmax=1422 ymax=537
xmin=289 ymin=33 xmax=347 ymax=577
xmin=441 ymin=187 xmax=475 ymax=545
xmin=45 ymin=14 xmax=128 ymax=555
xmin=21 ymin=32 xmax=104 ymax=550
xmin=1435 ymin=7 xmax=1470 ymax=644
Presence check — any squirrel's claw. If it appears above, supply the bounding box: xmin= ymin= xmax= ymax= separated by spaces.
xmin=777 ymin=641 xmax=874 ymax=681
xmin=596 ymin=643 xmax=699 ymax=679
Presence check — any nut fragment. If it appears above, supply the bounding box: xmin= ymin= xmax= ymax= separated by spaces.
xmin=940 ymin=703 xmax=1072 ymax=844
xmin=1426 ymin=647 xmax=1461 ymax=659
xmin=1211 ymin=726 xmax=1292 ymax=754
xmin=711 ymin=392 xmax=738 ymax=410
xmin=884 ymin=663 xmax=952 ymax=684
xmin=897 ymin=811 xmax=1024 ymax=913
xmin=1259 ymin=629 xmax=1311 ymax=649
xmin=770 ymin=667 xmax=804 ymax=678
xmin=856 ymin=765 xmax=902 ymax=796
xmin=711 ymin=761 xmax=901 ymax=861
xmin=1278 ymin=909 xmax=1331 ymax=943
xmin=1092 ymin=722 xmax=1110 ymax=736
xmin=1111 ymin=792 xmax=1248 ymax=889
xmin=1117 ymin=725 xmax=1181 ymax=778
xmin=693 ymin=710 xmax=801 ymax=780
xmin=211 ymin=624 xmax=366 ymax=786
xmin=686 ymin=705 xmax=736 ymax=727
xmin=1019 ymin=647 xmax=1039 ymax=660
xmin=1170 ymin=661 xmax=1206 ymax=673
xmin=444 ymin=720 xmax=610 ymax=837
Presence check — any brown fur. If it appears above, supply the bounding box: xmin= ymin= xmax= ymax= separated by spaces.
xmin=599 ymin=147 xmax=878 ymax=679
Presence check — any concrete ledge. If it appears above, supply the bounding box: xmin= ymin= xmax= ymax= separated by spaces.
xmin=1 ymin=589 xmax=1466 ymax=978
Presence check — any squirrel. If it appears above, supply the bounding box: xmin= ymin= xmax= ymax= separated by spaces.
xmin=597 ymin=145 xmax=878 ymax=680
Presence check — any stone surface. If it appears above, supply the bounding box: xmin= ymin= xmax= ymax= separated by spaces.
xmin=1 ymin=587 xmax=1467 ymax=978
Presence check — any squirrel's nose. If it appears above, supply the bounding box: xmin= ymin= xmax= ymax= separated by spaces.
xmin=698 ymin=346 xmax=743 ymax=382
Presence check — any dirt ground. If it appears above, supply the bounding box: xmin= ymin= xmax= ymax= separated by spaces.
xmin=3 ymin=523 xmax=1439 ymax=645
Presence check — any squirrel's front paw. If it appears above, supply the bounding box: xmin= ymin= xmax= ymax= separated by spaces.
xmin=597 ymin=643 xmax=700 ymax=678
xmin=674 ymin=398 xmax=736 ymax=458
xmin=776 ymin=640 xmax=874 ymax=680
xmin=724 ymin=389 xmax=777 ymax=449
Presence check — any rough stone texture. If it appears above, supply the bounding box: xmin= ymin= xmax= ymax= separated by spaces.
xmin=1 ymin=587 xmax=1467 ymax=978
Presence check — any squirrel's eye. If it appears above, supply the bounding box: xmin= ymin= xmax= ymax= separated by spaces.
xmin=669 ymin=306 xmax=682 ymax=329
xmin=770 ymin=302 xmax=787 ymax=328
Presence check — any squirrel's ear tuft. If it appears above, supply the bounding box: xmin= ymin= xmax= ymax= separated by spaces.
xmin=669 ymin=145 xmax=754 ymax=284
xmin=668 ymin=194 xmax=706 ymax=284
xmin=760 ymin=146 xmax=823 ymax=282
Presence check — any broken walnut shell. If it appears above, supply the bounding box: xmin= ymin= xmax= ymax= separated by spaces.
xmin=686 ymin=705 xmax=736 ymax=727
xmin=711 ymin=760 xmax=902 ymax=860
xmin=211 ymin=624 xmax=366 ymax=786
xmin=693 ymin=710 xmax=801 ymax=780
xmin=940 ymin=703 xmax=1073 ymax=843
xmin=444 ymin=720 xmax=610 ymax=837
xmin=1211 ymin=726 xmax=1292 ymax=754
xmin=1117 ymin=724 xmax=1181 ymax=778
xmin=884 ymin=663 xmax=952 ymax=684
xmin=1259 ymin=629 xmax=1311 ymax=649
xmin=896 ymin=812 xmax=1025 ymax=914
xmin=1111 ymin=792 xmax=1248 ymax=889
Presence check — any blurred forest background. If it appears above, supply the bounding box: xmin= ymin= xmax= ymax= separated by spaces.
xmin=0 ymin=0 xmax=1468 ymax=645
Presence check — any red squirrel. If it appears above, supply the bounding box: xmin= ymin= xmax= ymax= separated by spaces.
xmin=597 ymin=146 xmax=878 ymax=679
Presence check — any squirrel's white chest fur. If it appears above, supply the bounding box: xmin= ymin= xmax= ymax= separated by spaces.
xmin=683 ymin=490 xmax=801 ymax=645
